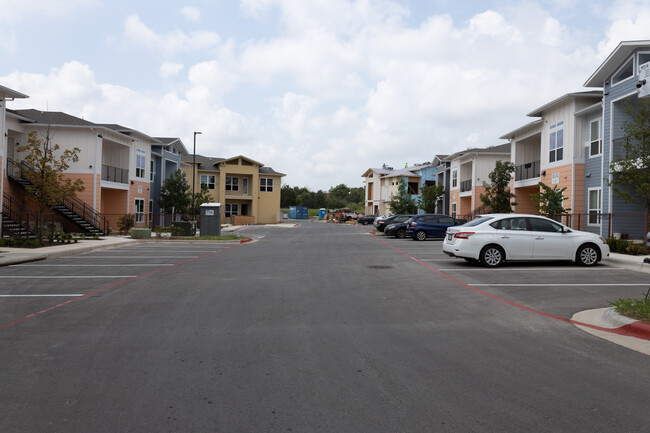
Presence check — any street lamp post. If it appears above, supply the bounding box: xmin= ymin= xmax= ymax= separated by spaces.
xmin=192 ymin=131 xmax=202 ymax=219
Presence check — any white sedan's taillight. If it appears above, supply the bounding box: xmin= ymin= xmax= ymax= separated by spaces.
xmin=454 ymin=232 xmax=475 ymax=239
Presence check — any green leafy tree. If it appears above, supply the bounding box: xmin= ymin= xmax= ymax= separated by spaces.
xmin=159 ymin=169 xmax=191 ymax=215
xmin=388 ymin=179 xmax=418 ymax=214
xmin=608 ymin=97 xmax=650 ymax=212
xmin=480 ymin=160 xmax=517 ymax=213
xmin=16 ymin=130 xmax=85 ymax=244
xmin=327 ymin=184 xmax=352 ymax=209
xmin=281 ymin=184 xmax=298 ymax=208
xmin=191 ymin=183 xmax=213 ymax=215
xmin=418 ymin=184 xmax=445 ymax=213
xmin=530 ymin=182 xmax=570 ymax=217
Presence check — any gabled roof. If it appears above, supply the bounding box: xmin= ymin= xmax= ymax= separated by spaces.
xmin=585 ymin=40 xmax=650 ymax=87
xmin=361 ymin=167 xmax=395 ymax=177
xmin=446 ymin=143 xmax=511 ymax=161
xmin=0 ymin=85 xmax=28 ymax=100
xmin=499 ymin=119 xmax=543 ymax=140
xmin=14 ymin=109 xmax=96 ymax=127
xmin=221 ymin=155 xmax=264 ymax=167
xmin=181 ymin=153 xmax=284 ymax=175
xmin=99 ymin=123 xmax=159 ymax=143
xmin=383 ymin=168 xmax=421 ymax=179
xmin=526 ymin=91 xmax=602 ymax=117
xmin=154 ymin=137 xmax=189 ymax=155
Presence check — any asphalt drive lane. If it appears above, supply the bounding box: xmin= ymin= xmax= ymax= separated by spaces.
xmin=1 ymin=222 xmax=650 ymax=432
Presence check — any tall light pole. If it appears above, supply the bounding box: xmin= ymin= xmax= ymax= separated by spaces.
xmin=192 ymin=131 xmax=202 ymax=218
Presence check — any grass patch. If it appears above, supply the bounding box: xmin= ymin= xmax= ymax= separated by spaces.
xmin=610 ymin=296 xmax=650 ymax=323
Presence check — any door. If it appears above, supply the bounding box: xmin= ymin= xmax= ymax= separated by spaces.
xmin=528 ymin=217 xmax=573 ymax=259
xmin=243 ymin=178 xmax=249 ymax=195
xmin=492 ymin=217 xmax=533 ymax=259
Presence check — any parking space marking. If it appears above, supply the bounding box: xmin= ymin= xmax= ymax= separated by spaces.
xmin=66 ymin=256 xmax=202 ymax=259
xmin=0 ymin=275 xmax=138 ymax=279
xmin=435 ymin=267 xmax=625 ymax=272
xmin=372 ymin=232 xmax=650 ymax=341
xmin=10 ymin=264 xmax=175 ymax=267
xmin=0 ymin=294 xmax=83 ymax=297
xmin=473 ymin=283 xmax=648 ymax=287
xmin=0 ymin=242 xmax=242 ymax=332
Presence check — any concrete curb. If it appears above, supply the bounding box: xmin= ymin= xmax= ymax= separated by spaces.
xmin=573 ymin=307 xmax=650 ymax=341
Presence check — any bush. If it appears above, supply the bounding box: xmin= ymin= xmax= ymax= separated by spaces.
xmin=610 ymin=297 xmax=650 ymax=323
xmin=118 ymin=214 xmax=135 ymax=235
xmin=606 ymin=237 xmax=646 ymax=255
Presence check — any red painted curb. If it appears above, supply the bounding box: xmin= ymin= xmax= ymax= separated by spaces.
xmin=239 ymin=238 xmax=254 ymax=244
xmin=616 ymin=321 xmax=650 ymax=340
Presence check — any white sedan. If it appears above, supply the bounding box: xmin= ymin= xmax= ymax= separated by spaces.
xmin=442 ymin=214 xmax=609 ymax=268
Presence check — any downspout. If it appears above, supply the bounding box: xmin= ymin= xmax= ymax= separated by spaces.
xmin=0 ymin=99 xmax=5 ymax=237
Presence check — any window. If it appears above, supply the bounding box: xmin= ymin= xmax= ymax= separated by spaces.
xmin=225 ymin=203 xmax=239 ymax=217
xmin=226 ymin=176 xmax=239 ymax=191
xmin=150 ymin=160 xmax=155 ymax=182
xmin=589 ymin=120 xmax=601 ymax=156
xmin=451 ymin=203 xmax=457 ymax=218
xmin=491 ymin=217 xmax=529 ymax=231
xmin=612 ymin=57 xmax=634 ymax=86
xmin=438 ymin=216 xmax=454 ymax=224
xmin=260 ymin=177 xmax=274 ymax=192
xmin=136 ymin=149 xmax=146 ymax=178
xmin=200 ymin=174 xmax=216 ymax=190
xmin=529 ymin=218 xmax=563 ymax=233
xmin=149 ymin=199 xmax=153 ymax=224
xmin=549 ymin=122 xmax=564 ymax=163
xmin=135 ymin=198 xmax=145 ymax=223
xmin=588 ymin=189 xmax=602 ymax=225
xmin=639 ymin=52 xmax=650 ymax=71
xmin=452 ymin=170 xmax=458 ymax=188
xmin=242 ymin=178 xmax=249 ymax=195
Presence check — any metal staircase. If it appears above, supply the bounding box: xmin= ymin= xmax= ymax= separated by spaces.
xmin=1 ymin=194 xmax=37 ymax=239
xmin=6 ymin=159 xmax=106 ymax=236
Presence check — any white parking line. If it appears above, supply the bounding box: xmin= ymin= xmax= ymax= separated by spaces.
xmin=436 ymin=267 xmax=625 ymax=271
xmin=0 ymin=276 xmax=137 ymax=279
xmin=10 ymin=264 xmax=174 ymax=267
xmin=0 ymin=294 xmax=83 ymax=297
xmin=472 ymin=283 xmax=648 ymax=286
xmin=66 ymin=256 xmax=200 ymax=259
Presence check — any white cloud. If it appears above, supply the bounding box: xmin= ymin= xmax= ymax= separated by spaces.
xmin=0 ymin=0 xmax=96 ymax=22
xmin=180 ymin=6 xmax=201 ymax=22
xmin=598 ymin=1 xmax=650 ymax=57
xmin=122 ymin=14 xmax=220 ymax=56
xmin=160 ymin=62 xmax=184 ymax=78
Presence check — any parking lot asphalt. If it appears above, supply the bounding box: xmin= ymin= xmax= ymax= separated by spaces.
xmin=1 ymin=223 xmax=649 ymax=351
xmin=360 ymin=224 xmax=650 ymax=354
xmin=2 ymin=220 xmax=650 ymax=432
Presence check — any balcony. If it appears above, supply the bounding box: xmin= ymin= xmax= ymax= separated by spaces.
xmin=515 ymin=160 xmax=540 ymax=181
xmin=102 ymin=164 xmax=129 ymax=184
xmin=460 ymin=179 xmax=472 ymax=192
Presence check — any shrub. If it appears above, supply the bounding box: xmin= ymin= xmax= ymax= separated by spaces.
xmin=118 ymin=214 xmax=135 ymax=235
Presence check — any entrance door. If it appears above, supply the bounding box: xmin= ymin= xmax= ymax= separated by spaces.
xmin=243 ymin=178 xmax=249 ymax=195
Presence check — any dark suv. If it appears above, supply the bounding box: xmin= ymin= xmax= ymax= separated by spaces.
xmin=357 ymin=214 xmax=377 ymax=225
xmin=405 ymin=214 xmax=466 ymax=240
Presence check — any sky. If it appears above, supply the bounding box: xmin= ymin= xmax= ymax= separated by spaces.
xmin=1 ymin=0 xmax=650 ymax=191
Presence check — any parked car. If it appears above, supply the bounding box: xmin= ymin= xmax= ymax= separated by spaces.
xmin=384 ymin=218 xmax=413 ymax=238
xmin=372 ymin=214 xmax=393 ymax=228
xmin=357 ymin=214 xmax=377 ymax=225
xmin=375 ymin=214 xmax=411 ymax=232
xmin=405 ymin=214 xmax=466 ymax=240
xmin=442 ymin=214 xmax=610 ymax=268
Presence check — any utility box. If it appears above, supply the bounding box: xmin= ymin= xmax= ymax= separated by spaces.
xmin=200 ymin=203 xmax=222 ymax=236
xmin=319 ymin=208 xmax=328 ymax=219
xmin=289 ymin=206 xmax=308 ymax=219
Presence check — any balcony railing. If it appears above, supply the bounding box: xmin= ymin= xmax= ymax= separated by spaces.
xmin=460 ymin=179 xmax=472 ymax=192
xmin=515 ymin=160 xmax=540 ymax=181
xmin=102 ymin=164 xmax=129 ymax=184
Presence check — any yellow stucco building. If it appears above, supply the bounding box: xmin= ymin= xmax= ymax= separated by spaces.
xmin=182 ymin=154 xmax=285 ymax=224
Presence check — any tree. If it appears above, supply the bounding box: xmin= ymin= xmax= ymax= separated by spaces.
xmin=327 ymin=184 xmax=352 ymax=209
xmin=190 ymin=184 xmax=213 ymax=215
xmin=418 ymin=184 xmax=445 ymax=213
xmin=16 ymin=130 xmax=85 ymax=244
xmin=159 ymin=169 xmax=191 ymax=215
xmin=281 ymin=184 xmax=298 ymax=208
xmin=608 ymin=97 xmax=650 ymax=212
xmin=530 ymin=182 xmax=570 ymax=217
xmin=387 ymin=179 xmax=418 ymax=214
xmin=480 ymin=160 xmax=517 ymax=213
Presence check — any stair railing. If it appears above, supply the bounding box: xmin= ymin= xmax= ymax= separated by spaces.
xmin=1 ymin=193 xmax=38 ymax=238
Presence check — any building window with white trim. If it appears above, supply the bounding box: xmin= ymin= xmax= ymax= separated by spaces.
xmin=612 ymin=57 xmax=634 ymax=86
xmin=452 ymin=170 xmax=458 ymax=188
xmin=260 ymin=177 xmax=274 ymax=192
xmin=225 ymin=203 xmax=239 ymax=217
xmin=136 ymin=149 xmax=146 ymax=178
xmin=201 ymin=174 xmax=216 ymax=190
xmin=588 ymin=188 xmax=601 ymax=225
xmin=135 ymin=198 xmax=145 ymax=223
xmin=549 ymin=122 xmax=564 ymax=163
xmin=226 ymin=176 xmax=239 ymax=191
xmin=589 ymin=120 xmax=601 ymax=157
